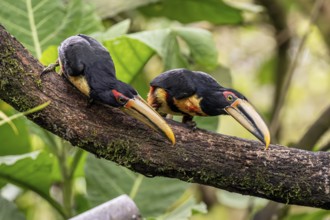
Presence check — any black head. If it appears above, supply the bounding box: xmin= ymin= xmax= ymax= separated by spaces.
xmin=200 ymin=88 xmax=247 ymax=116
xmin=95 ymin=80 xmax=138 ymax=107
xmin=200 ymin=87 xmax=270 ymax=149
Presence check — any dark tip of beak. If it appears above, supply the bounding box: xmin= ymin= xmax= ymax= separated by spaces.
xmin=225 ymin=99 xmax=270 ymax=149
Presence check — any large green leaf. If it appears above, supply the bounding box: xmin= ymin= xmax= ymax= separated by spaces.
xmin=103 ymin=36 xmax=155 ymax=83
xmin=130 ymin=72 xmax=150 ymax=99
xmin=174 ymin=27 xmax=218 ymax=70
xmin=0 ymin=102 xmax=31 ymax=155
xmin=210 ymin=65 xmax=233 ymax=88
xmin=40 ymin=46 xmax=58 ymax=66
xmin=0 ymin=0 xmax=102 ymax=58
xmin=85 ymin=155 xmax=189 ymax=216
xmin=0 ymin=101 xmax=50 ymax=156
xmin=86 ymin=0 xmax=158 ymax=19
xmin=0 ymin=151 xmax=66 ymax=216
xmin=130 ymin=29 xmax=187 ymax=69
xmin=162 ymin=32 xmax=188 ymax=69
xmin=139 ymin=0 xmax=243 ymax=25
xmin=0 ymin=196 xmax=25 ymax=220
xmin=0 ymin=151 xmax=53 ymax=197
xmin=91 ymin=19 xmax=131 ymax=42
xmin=130 ymin=27 xmax=218 ymax=70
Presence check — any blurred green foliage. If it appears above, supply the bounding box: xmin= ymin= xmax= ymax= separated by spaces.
xmin=85 ymin=156 xmax=191 ymax=216
xmin=0 ymin=196 xmax=25 ymax=220
xmin=139 ymin=0 xmax=243 ymax=24
xmin=0 ymin=0 xmax=329 ymax=220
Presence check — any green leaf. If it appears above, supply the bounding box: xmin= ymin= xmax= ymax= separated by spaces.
xmin=130 ymin=29 xmax=188 ymax=69
xmin=0 ymin=100 xmax=50 ymax=155
xmin=0 ymin=151 xmax=65 ymax=217
xmin=103 ymin=36 xmax=155 ymax=83
xmin=40 ymin=46 xmax=58 ymax=66
xmin=284 ymin=210 xmax=330 ymax=220
xmin=139 ymin=0 xmax=243 ymax=25
xmin=130 ymin=27 xmax=218 ymax=70
xmin=174 ymin=27 xmax=218 ymax=70
xmin=0 ymin=0 xmax=102 ymax=58
xmin=0 ymin=151 xmax=53 ymax=196
xmin=85 ymin=155 xmax=189 ymax=216
xmin=130 ymin=72 xmax=150 ymax=99
xmin=91 ymin=19 xmax=131 ymax=42
xmin=0 ymin=196 xmax=25 ymax=220
xmin=149 ymin=197 xmax=207 ymax=220
xmin=86 ymin=0 xmax=158 ymax=19
xmin=210 ymin=65 xmax=233 ymax=88
xmin=162 ymin=32 xmax=188 ymax=69
xmin=130 ymin=29 xmax=171 ymax=58
xmin=0 ymin=102 xmax=31 ymax=155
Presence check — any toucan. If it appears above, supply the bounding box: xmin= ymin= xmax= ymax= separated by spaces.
xmin=42 ymin=34 xmax=175 ymax=144
xmin=147 ymin=68 xmax=270 ymax=149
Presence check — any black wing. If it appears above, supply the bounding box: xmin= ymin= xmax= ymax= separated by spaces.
xmin=150 ymin=69 xmax=197 ymax=99
xmin=59 ymin=35 xmax=116 ymax=79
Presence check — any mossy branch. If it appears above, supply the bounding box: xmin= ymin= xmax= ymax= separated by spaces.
xmin=1 ymin=25 xmax=330 ymax=210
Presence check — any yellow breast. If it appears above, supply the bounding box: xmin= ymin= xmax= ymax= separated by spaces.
xmin=68 ymin=75 xmax=90 ymax=96
xmin=173 ymin=95 xmax=207 ymax=116
xmin=150 ymin=87 xmax=207 ymax=116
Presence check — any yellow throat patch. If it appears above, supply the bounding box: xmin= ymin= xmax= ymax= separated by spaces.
xmin=173 ymin=95 xmax=207 ymax=116
xmin=67 ymin=75 xmax=90 ymax=97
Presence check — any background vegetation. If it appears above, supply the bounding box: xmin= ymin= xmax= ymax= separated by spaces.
xmin=0 ymin=0 xmax=329 ymax=219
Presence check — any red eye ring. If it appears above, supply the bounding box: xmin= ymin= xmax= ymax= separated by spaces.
xmin=223 ymin=91 xmax=236 ymax=102
xmin=112 ymin=90 xmax=128 ymax=104
xmin=118 ymin=96 xmax=126 ymax=104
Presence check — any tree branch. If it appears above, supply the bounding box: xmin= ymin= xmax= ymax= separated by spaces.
xmin=268 ymin=0 xmax=324 ymax=136
xmin=1 ymin=25 xmax=330 ymax=210
xmin=256 ymin=0 xmax=291 ymax=141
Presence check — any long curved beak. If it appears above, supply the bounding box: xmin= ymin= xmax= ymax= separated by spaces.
xmin=225 ymin=99 xmax=270 ymax=149
xmin=121 ymin=95 xmax=176 ymax=145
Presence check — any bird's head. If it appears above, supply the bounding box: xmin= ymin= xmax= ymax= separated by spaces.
xmin=213 ymin=88 xmax=270 ymax=149
xmin=110 ymin=81 xmax=175 ymax=145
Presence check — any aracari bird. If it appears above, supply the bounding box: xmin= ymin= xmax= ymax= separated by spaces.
xmin=42 ymin=34 xmax=175 ymax=144
xmin=147 ymin=68 xmax=270 ymax=149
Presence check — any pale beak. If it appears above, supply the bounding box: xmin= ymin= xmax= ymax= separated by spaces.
xmin=225 ymin=99 xmax=270 ymax=149
xmin=122 ymin=95 xmax=176 ymax=145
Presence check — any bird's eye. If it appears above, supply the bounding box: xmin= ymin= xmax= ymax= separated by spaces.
xmin=227 ymin=95 xmax=233 ymax=102
xmin=117 ymin=96 xmax=127 ymax=104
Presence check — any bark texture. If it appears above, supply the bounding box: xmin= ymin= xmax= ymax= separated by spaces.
xmin=1 ymin=25 xmax=330 ymax=209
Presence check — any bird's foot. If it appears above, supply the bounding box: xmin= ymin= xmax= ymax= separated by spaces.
xmin=86 ymin=98 xmax=94 ymax=108
xmin=40 ymin=60 xmax=59 ymax=77
xmin=185 ymin=120 xmax=197 ymax=131
xmin=182 ymin=115 xmax=197 ymax=131
xmin=166 ymin=114 xmax=173 ymax=120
